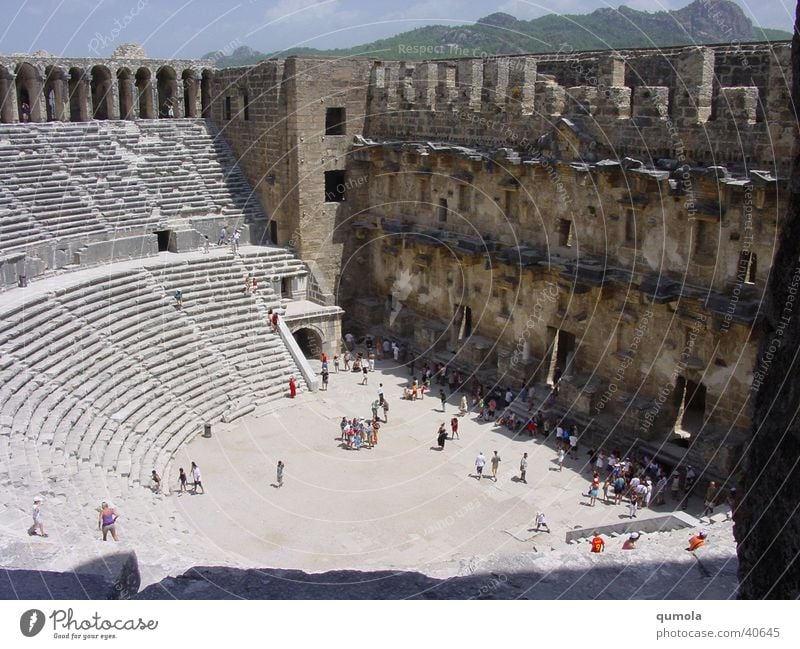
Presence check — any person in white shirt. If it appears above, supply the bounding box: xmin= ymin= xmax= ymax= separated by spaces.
xmin=191 ymin=461 xmax=204 ymax=494
xmin=28 ymin=496 xmax=47 ymax=537
xmin=475 ymin=452 xmax=486 ymax=480
xmin=519 ymin=453 xmax=529 ymax=483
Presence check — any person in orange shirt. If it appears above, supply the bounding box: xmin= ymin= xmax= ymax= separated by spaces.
xmin=686 ymin=530 xmax=708 ymax=551
xmin=590 ymin=531 xmax=605 ymax=553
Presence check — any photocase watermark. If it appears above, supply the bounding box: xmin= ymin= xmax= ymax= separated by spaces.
xmin=87 ymin=0 xmax=148 ymax=56
xmin=640 ymin=312 xmax=706 ymax=432
xmin=420 ymin=493 xmax=491 ymax=537
xmin=475 ymin=572 xmax=508 ymax=597
xmin=20 ymin=608 xmax=158 ymax=640
xmin=595 ymin=309 xmax=654 ymax=413
xmin=509 ymin=282 xmax=559 ymax=368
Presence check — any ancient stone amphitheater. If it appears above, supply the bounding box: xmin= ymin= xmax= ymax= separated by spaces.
xmin=0 ymin=39 xmax=797 ymax=598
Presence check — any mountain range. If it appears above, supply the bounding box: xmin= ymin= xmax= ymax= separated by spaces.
xmin=203 ymin=0 xmax=792 ymax=67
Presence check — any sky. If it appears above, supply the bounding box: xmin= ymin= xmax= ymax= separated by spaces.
xmin=0 ymin=0 xmax=794 ymax=59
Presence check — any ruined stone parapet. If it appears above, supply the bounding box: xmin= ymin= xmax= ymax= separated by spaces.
xmin=363 ymin=42 xmax=793 ymax=171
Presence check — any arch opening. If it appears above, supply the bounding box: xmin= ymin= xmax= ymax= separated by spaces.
xmin=68 ymin=67 xmax=88 ymax=122
xmin=156 ymin=66 xmax=177 ymax=117
xmin=15 ymin=62 xmax=43 ymax=122
xmin=182 ymin=69 xmax=197 ymax=117
xmin=135 ymin=67 xmax=153 ymax=119
xmin=201 ymin=70 xmax=212 ymax=117
xmin=293 ymin=328 xmax=323 ymax=359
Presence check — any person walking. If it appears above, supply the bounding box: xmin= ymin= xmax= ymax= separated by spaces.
xmin=203 ymin=235 xmax=210 ymax=253
xmin=178 ymin=467 xmax=188 ymax=493
xmin=371 ymin=400 xmax=379 ymax=421
xmin=382 ymin=399 xmax=389 ymax=422
xmin=519 ymin=453 xmax=528 ymax=483
xmin=590 ymin=530 xmax=605 ymax=553
xmin=588 ymin=472 xmax=600 ymax=506
xmin=490 ymin=451 xmax=501 ymax=482
xmin=475 ymin=452 xmax=486 ymax=480
xmin=321 ymin=368 xmax=329 ymax=391
xmin=703 ymin=481 xmax=718 ymax=517
xmin=533 ymin=511 xmax=550 ymax=533
xmin=151 ymin=470 xmax=162 ymax=494
xmin=378 ymin=384 xmax=385 ymax=405
xmin=289 ymin=375 xmax=297 ymax=398
xmin=437 ymin=423 xmax=447 ymax=450
xmin=333 ymin=355 xmax=340 ymax=373
xmin=174 ymin=289 xmax=183 ymax=309
xmin=98 ymin=502 xmax=119 ymax=541
xmin=276 ymin=461 xmax=285 ymax=488
xmin=28 ymin=496 xmax=47 ymax=537
xmin=217 ymin=225 xmax=227 ymax=245
xmin=450 ymin=416 xmax=459 ymax=440
xmin=459 ymin=395 xmax=468 ymax=415
xmin=361 ymin=364 xmax=369 ymax=385
xmin=557 ymin=447 xmax=565 ymax=472
xmin=439 ymin=389 xmax=447 ymax=412
xmin=191 ymin=461 xmax=204 ymax=494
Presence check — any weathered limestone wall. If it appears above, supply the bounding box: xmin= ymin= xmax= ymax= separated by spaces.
xmin=212 ymin=58 xmax=371 ymax=297
xmin=342 ymin=141 xmax=784 ymax=475
xmin=364 ymin=43 xmax=793 ymax=173
xmin=210 ymin=61 xmax=289 ymax=247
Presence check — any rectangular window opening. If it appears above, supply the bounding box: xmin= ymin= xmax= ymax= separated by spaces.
xmin=325 ymin=107 xmax=346 ymax=135
xmin=224 ymin=96 xmax=232 ymax=120
xmin=438 ymin=198 xmax=448 ymax=223
xmin=324 ymin=170 xmax=346 ymax=202
xmin=558 ymin=218 xmax=573 ymax=248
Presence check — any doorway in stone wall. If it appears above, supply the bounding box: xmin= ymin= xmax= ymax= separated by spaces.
xmin=673 ymin=376 xmax=706 ymax=438
xmin=546 ymin=327 xmax=575 ymax=386
xmin=155 ymin=230 xmax=177 ymax=253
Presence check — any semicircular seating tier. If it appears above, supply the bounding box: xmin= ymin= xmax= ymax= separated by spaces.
xmin=0 ymin=246 xmax=308 ymax=494
xmin=0 ymin=119 xmax=263 ymax=261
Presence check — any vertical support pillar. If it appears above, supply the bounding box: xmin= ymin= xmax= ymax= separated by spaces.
xmin=674 ymin=46 xmax=714 ymax=125
xmin=456 ymin=59 xmax=483 ymax=113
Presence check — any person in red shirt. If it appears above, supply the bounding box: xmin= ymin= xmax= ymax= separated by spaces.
xmin=590 ymin=531 xmax=605 ymax=553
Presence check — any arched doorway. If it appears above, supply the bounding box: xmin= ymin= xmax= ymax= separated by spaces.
xmin=43 ymin=66 xmax=65 ymax=121
xmin=90 ymin=65 xmax=114 ymax=119
xmin=135 ymin=67 xmax=153 ymax=119
xmin=156 ymin=66 xmax=177 ymax=117
xmin=182 ymin=69 xmax=197 ymax=117
xmin=0 ymin=65 xmax=16 ymax=123
xmin=68 ymin=67 xmax=89 ymax=121
xmin=293 ymin=327 xmax=323 ymax=359
xmin=200 ymin=69 xmax=213 ymax=117
xmin=15 ymin=62 xmax=43 ymax=122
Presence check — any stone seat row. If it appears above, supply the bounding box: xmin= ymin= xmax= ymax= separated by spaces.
xmin=0 ymin=248 xmax=307 ymax=492
xmin=0 ymin=119 xmax=270 ymax=255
